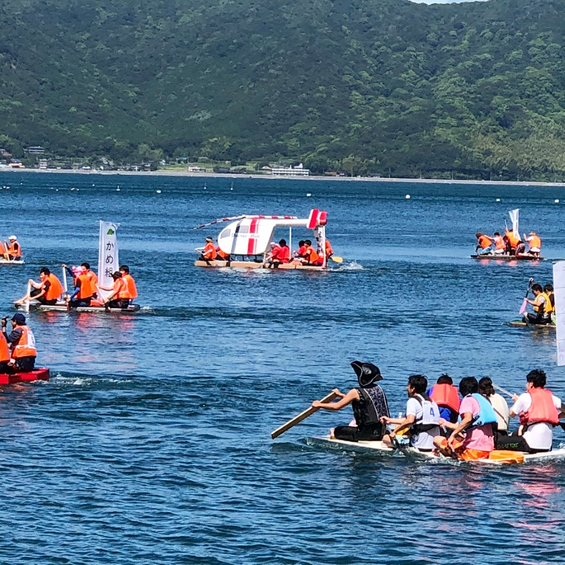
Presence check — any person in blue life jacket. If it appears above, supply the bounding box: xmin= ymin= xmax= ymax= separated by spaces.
xmin=381 ymin=374 xmax=442 ymax=452
xmin=312 ymin=361 xmax=390 ymax=441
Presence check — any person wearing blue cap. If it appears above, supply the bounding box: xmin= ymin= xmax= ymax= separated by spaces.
xmin=1 ymin=313 xmax=37 ymax=372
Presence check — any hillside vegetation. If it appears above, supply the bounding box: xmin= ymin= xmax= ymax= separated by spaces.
xmin=0 ymin=0 xmax=564 ymax=179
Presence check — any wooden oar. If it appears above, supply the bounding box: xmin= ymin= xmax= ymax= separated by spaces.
xmin=330 ymin=256 xmax=344 ymax=264
xmin=271 ymin=391 xmax=339 ymax=439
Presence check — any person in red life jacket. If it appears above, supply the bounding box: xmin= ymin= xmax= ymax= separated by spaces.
xmin=312 ymin=361 xmax=390 ymax=441
xmin=475 ymin=232 xmax=493 ymax=255
xmin=216 ymin=247 xmax=231 ymax=262
xmin=325 ymin=239 xmax=334 ymax=261
xmin=296 ymin=239 xmax=323 ymax=266
xmin=6 ymin=235 xmax=23 ymax=261
xmin=1 ymin=313 xmax=37 ymax=372
xmin=119 ymin=265 xmax=138 ymax=304
xmin=508 ymin=369 xmax=563 ymax=453
xmin=434 ymin=377 xmax=497 ymax=461
xmin=99 ymin=271 xmax=130 ymax=309
xmin=0 ymin=324 xmax=11 ymax=373
xmin=293 ymin=240 xmax=307 ymax=262
xmin=200 ymin=237 xmax=217 ymax=262
xmin=266 ymin=239 xmax=290 ymax=268
xmin=429 ymin=374 xmax=460 ymax=425
xmin=15 ymin=267 xmax=64 ymax=306
xmin=67 ymin=262 xmax=99 ymax=307
xmin=381 ymin=375 xmax=442 ymax=452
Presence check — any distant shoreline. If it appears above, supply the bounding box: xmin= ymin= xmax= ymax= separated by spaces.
xmin=2 ymin=166 xmax=565 ymax=188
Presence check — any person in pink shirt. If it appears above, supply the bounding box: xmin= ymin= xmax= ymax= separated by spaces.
xmin=434 ymin=376 xmax=496 ymax=461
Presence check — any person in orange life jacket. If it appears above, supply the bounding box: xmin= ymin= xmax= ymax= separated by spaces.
xmin=216 ymin=247 xmax=230 ymax=261
xmin=504 ymin=229 xmax=522 ymax=255
xmin=6 ymin=235 xmax=22 ymax=260
xmin=266 ymin=239 xmax=290 ymax=268
xmin=297 ymin=239 xmax=323 ymax=266
xmin=99 ymin=271 xmax=129 ymax=309
xmin=475 ymin=232 xmax=493 ymax=255
xmin=293 ymin=240 xmax=307 ymax=261
xmin=507 ymin=369 xmax=563 ymax=453
xmin=523 ymin=284 xmax=550 ymax=325
xmin=429 ymin=374 xmax=460 ymax=425
xmin=312 ymin=361 xmax=390 ymax=441
xmin=524 ymin=231 xmax=542 ymax=256
xmin=119 ymin=265 xmax=138 ymax=303
xmin=200 ymin=237 xmax=217 ymax=262
xmin=434 ymin=376 xmax=496 ymax=461
xmin=67 ymin=262 xmax=99 ymax=307
xmin=324 ymin=239 xmax=334 ymax=260
xmin=1 ymin=313 xmax=36 ymax=372
xmin=16 ymin=267 xmax=64 ymax=306
xmin=0 ymin=325 xmax=11 ymax=373
xmin=492 ymin=232 xmax=506 ymax=255
xmin=381 ymin=375 xmax=441 ymax=452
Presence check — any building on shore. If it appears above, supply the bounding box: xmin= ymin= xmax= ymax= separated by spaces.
xmin=265 ymin=163 xmax=310 ymax=177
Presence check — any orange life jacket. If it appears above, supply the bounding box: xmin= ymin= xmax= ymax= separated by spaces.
xmin=12 ymin=326 xmax=37 ymax=359
xmin=203 ymin=242 xmax=217 ymax=260
xmin=477 ymin=235 xmax=492 ymax=249
xmin=430 ymin=384 xmax=461 ymax=413
xmin=0 ymin=242 xmax=6 ymax=255
xmin=494 ymin=236 xmax=506 ymax=251
xmin=76 ymin=272 xmax=96 ymax=299
xmin=528 ymin=235 xmax=542 ymax=249
xmin=113 ymin=278 xmax=129 ymax=300
xmin=296 ymin=245 xmax=307 ymax=258
xmin=0 ymin=333 xmax=10 ymax=363
xmin=216 ymin=248 xmax=230 ymax=260
xmin=325 ymin=240 xmax=334 ymax=257
xmin=306 ymin=246 xmax=322 ymax=265
xmin=272 ymin=245 xmax=290 ymax=263
xmin=122 ymin=273 xmax=138 ymax=300
xmin=8 ymin=241 xmax=22 ymax=257
xmin=45 ymin=274 xmax=64 ymax=301
xmin=520 ymin=388 xmax=560 ymax=426
xmin=505 ymin=230 xmax=520 ymax=249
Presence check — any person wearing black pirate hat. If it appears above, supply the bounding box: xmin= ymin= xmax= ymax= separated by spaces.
xmin=312 ymin=360 xmax=390 ymax=441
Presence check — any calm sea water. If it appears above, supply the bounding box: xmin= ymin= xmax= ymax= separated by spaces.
xmin=1 ymin=171 xmax=564 ymax=564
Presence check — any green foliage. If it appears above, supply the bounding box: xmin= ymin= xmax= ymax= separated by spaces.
xmin=0 ymin=0 xmax=563 ymax=179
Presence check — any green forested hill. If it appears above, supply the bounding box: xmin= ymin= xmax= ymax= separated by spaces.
xmin=0 ymin=0 xmax=564 ymax=179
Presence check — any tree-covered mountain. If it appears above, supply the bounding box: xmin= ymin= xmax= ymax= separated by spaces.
xmin=0 ymin=0 xmax=563 ymax=179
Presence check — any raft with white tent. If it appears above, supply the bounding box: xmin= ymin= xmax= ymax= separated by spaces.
xmin=194 ymin=209 xmax=339 ymax=270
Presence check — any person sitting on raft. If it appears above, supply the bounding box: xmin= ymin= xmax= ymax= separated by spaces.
xmin=524 ymin=231 xmax=542 ymax=256
xmin=296 ymin=239 xmax=323 ymax=266
xmin=475 ymin=232 xmax=493 ymax=255
xmin=523 ymin=283 xmax=551 ymax=325
xmin=0 ymin=325 xmax=11 ymax=373
xmin=67 ymin=262 xmax=99 ymax=307
xmin=325 ymin=239 xmax=334 ymax=261
xmin=434 ymin=376 xmax=497 ymax=461
xmin=15 ymin=267 xmax=65 ymax=306
xmin=293 ymin=240 xmax=307 ymax=261
xmin=5 ymin=235 xmax=23 ymax=261
xmin=311 ymin=361 xmax=390 ymax=442
xmin=99 ymin=271 xmax=130 ymax=309
xmin=492 ymin=232 xmax=507 ymax=255
xmin=478 ymin=377 xmax=510 ymax=447
xmin=504 ymin=229 xmax=523 ymax=255
xmin=381 ymin=374 xmax=441 ymax=452
xmin=1 ymin=313 xmax=37 ymax=372
xmin=544 ymin=283 xmax=555 ymax=324
xmin=506 ymin=369 xmax=563 ymax=453
xmin=429 ymin=374 xmax=460 ymax=425
xmin=200 ymin=237 xmax=217 ymax=262
xmin=120 ymin=265 xmax=138 ymax=303
xmin=265 ymin=239 xmax=290 ymax=268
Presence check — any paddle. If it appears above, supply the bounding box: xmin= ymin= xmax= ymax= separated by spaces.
xmin=519 ymin=277 xmax=534 ymax=316
xmin=271 ymin=391 xmax=340 ymax=439
xmin=330 ymin=256 xmax=344 ymax=264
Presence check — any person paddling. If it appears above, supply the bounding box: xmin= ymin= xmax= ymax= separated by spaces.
xmin=15 ymin=267 xmax=65 ymax=306
xmin=381 ymin=375 xmax=441 ymax=452
xmin=434 ymin=376 xmax=497 ymax=461
xmin=522 ymin=283 xmax=551 ymax=325
xmin=311 ymin=361 xmax=390 ymax=442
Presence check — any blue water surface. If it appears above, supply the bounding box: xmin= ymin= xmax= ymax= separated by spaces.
xmin=0 ymin=171 xmax=564 ymax=564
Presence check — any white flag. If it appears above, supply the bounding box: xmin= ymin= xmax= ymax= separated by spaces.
xmin=97 ymin=221 xmax=120 ymax=300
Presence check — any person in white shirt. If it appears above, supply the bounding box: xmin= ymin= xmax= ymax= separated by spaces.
xmin=381 ymin=374 xmax=441 ymax=452
xmin=509 ymin=369 xmax=563 ymax=452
